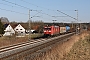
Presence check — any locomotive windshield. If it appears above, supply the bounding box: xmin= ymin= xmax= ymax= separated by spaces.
xmin=44 ymin=28 xmax=51 ymax=30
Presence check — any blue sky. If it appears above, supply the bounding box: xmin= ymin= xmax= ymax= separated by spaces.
xmin=0 ymin=0 xmax=90 ymax=23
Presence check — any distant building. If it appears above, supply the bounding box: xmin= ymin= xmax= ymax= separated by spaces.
xmin=14 ymin=24 xmax=25 ymax=37
xmin=3 ymin=24 xmax=15 ymax=36
xmin=3 ymin=23 xmax=39 ymax=37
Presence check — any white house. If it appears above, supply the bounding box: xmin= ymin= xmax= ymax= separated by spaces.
xmin=3 ymin=24 xmax=15 ymax=36
xmin=14 ymin=24 xmax=25 ymax=36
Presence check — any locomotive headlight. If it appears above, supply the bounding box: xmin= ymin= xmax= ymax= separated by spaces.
xmin=49 ymin=31 xmax=51 ymax=32
xmin=44 ymin=31 xmax=46 ymax=32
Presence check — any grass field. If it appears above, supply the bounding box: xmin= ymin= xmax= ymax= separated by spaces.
xmin=0 ymin=33 xmax=44 ymax=47
xmin=63 ymin=34 xmax=90 ymax=60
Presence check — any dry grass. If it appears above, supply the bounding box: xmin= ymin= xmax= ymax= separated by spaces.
xmin=63 ymin=32 xmax=90 ymax=60
xmin=0 ymin=36 xmax=28 ymax=47
xmin=0 ymin=33 xmax=43 ymax=47
xmin=29 ymin=30 xmax=90 ymax=60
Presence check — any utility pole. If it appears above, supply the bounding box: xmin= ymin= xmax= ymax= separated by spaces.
xmin=75 ymin=10 xmax=79 ymax=34
xmin=71 ymin=21 xmax=74 ymax=28
xmin=28 ymin=10 xmax=31 ymax=40
xmin=80 ymin=20 xmax=81 ymax=33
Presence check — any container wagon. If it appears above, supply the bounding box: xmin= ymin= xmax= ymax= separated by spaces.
xmin=60 ymin=26 xmax=66 ymax=34
xmin=66 ymin=26 xmax=70 ymax=33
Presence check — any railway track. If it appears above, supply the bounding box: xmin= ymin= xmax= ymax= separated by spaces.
xmin=0 ymin=32 xmax=75 ymax=60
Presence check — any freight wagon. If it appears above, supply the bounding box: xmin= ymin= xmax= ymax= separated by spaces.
xmin=66 ymin=26 xmax=71 ymax=33
xmin=60 ymin=26 xmax=66 ymax=34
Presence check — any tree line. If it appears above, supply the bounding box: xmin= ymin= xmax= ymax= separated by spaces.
xmin=0 ymin=18 xmax=4 ymax=34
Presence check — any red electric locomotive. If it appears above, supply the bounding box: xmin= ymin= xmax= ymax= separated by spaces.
xmin=44 ymin=25 xmax=60 ymax=36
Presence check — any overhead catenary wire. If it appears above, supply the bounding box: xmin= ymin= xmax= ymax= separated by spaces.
xmin=0 ymin=8 xmax=28 ymax=15
xmin=1 ymin=0 xmax=78 ymax=22
xmin=0 ymin=2 xmax=15 ymax=7
xmin=19 ymin=0 xmax=59 ymax=15
xmin=19 ymin=0 xmax=53 ymax=11
xmin=57 ymin=10 xmax=77 ymax=20
xmin=1 ymin=0 xmax=53 ymax=16
xmin=0 ymin=3 xmax=43 ymax=17
xmin=2 ymin=0 xmax=30 ymax=10
xmin=1 ymin=0 xmax=58 ymax=20
xmin=19 ymin=0 xmax=59 ymax=18
xmin=19 ymin=0 xmax=77 ymax=21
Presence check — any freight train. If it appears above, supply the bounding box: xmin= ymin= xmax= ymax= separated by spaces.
xmin=44 ymin=25 xmax=75 ymax=36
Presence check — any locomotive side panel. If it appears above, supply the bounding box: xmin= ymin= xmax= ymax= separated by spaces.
xmin=51 ymin=26 xmax=60 ymax=35
xmin=51 ymin=26 xmax=54 ymax=35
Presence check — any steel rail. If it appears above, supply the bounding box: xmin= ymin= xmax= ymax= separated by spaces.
xmin=0 ymin=39 xmax=46 ymax=53
xmin=0 ymin=32 xmax=75 ymax=59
